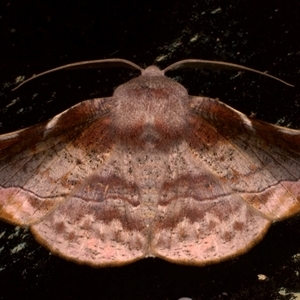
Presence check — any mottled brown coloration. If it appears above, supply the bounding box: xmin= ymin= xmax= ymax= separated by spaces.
xmin=0 ymin=59 xmax=299 ymax=267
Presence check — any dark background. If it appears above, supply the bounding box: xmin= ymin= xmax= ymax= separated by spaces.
xmin=0 ymin=1 xmax=300 ymax=299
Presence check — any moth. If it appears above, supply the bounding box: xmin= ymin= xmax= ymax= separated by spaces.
xmin=0 ymin=58 xmax=299 ymax=267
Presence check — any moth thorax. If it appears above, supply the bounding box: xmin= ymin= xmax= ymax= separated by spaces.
xmin=112 ymin=75 xmax=190 ymax=148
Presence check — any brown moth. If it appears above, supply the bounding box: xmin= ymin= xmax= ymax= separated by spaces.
xmin=0 ymin=59 xmax=299 ymax=267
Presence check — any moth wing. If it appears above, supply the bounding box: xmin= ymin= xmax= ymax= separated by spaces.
xmin=0 ymin=97 xmax=113 ymax=225
xmin=151 ymin=96 xmax=300 ymax=265
xmin=30 ymin=148 xmax=149 ymax=266
xmin=0 ymin=97 xmax=150 ymax=266
xmin=189 ymin=96 xmax=300 ymax=220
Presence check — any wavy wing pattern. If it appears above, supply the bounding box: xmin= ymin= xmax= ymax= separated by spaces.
xmin=0 ymin=62 xmax=299 ymax=266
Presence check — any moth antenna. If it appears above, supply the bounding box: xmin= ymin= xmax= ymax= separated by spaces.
xmin=12 ymin=58 xmax=143 ymax=91
xmin=163 ymin=59 xmax=294 ymax=87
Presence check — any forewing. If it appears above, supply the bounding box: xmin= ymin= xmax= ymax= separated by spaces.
xmin=0 ymin=97 xmax=114 ymax=225
xmin=189 ymin=96 xmax=300 ymax=219
xmin=151 ymin=96 xmax=300 ymax=265
xmin=0 ymin=100 xmax=151 ymax=266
